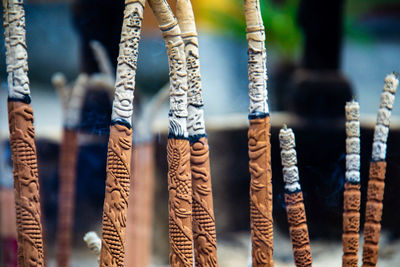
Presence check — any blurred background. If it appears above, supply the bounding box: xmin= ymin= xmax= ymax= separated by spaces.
xmin=0 ymin=0 xmax=400 ymax=266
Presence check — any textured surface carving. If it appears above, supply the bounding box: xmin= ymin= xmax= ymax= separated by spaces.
xmin=248 ymin=116 xmax=273 ymax=267
xmin=3 ymin=0 xmax=30 ymax=99
xmin=167 ymin=138 xmax=193 ymax=267
xmin=279 ymin=127 xmax=312 ymax=267
xmin=56 ymin=129 xmax=78 ymax=267
xmin=111 ymin=0 xmax=145 ymax=124
xmin=244 ymin=0 xmax=269 ymax=115
xmin=371 ymin=74 xmax=398 ymax=161
xmin=362 ymin=161 xmax=387 ymax=267
xmin=8 ymin=101 xmax=44 ymax=266
xmin=190 ymin=138 xmax=217 ymax=266
xmin=100 ymin=124 xmax=132 ymax=267
xmin=342 ymin=101 xmax=361 ymax=267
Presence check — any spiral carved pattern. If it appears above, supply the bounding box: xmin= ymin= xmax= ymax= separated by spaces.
xmin=248 ymin=116 xmax=273 ymax=267
xmin=190 ymin=137 xmax=217 ymax=266
xmin=362 ymin=161 xmax=386 ymax=267
xmin=8 ymin=101 xmax=44 ymax=266
xmin=167 ymin=138 xmax=193 ymax=267
xmin=56 ymin=129 xmax=78 ymax=267
xmin=100 ymin=124 xmax=132 ymax=267
xmin=284 ymin=192 xmax=312 ymax=267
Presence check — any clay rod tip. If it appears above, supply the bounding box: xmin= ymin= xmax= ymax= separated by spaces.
xmin=283 ymin=124 xmax=288 ymax=130
xmin=51 ymin=72 xmax=66 ymax=89
xmin=393 ymin=71 xmax=400 ymax=79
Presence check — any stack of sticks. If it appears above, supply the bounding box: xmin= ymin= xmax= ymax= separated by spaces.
xmin=1 ymin=0 xmax=400 ymax=267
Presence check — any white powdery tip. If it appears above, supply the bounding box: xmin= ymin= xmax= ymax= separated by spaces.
xmin=280 ymin=149 xmax=297 ymax=167
xmin=283 ymin=166 xmax=299 ymax=184
xmin=345 ymin=171 xmax=360 ymax=183
xmin=83 ymin=231 xmax=101 ymax=255
xmin=346 ymin=154 xmax=360 ymax=171
xmin=345 ymin=101 xmax=360 ymax=121
xmin=372 ymin=142 xmax=387 ymax=161
xmin=376 ymin=108 xmax=391 ymax=127
xmin=279 ymin=128 xmax=295 ymax=150
xmin=373 ymin=125 xmax=389 ymax=143
xmin=380 ymin=91 xmax=395 ymax=110
xmin=383 ymin=73 xmax=399 ymax=94
xmin=346 ymin=138 xmax=360 ymax=154
xmin=285 ymin=182 xmax=301 ymax=193
xmin=345 ymin=121 xmax=360 ymax=137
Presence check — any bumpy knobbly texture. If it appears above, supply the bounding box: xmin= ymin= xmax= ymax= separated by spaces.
xmin=56 ymin=129 xmax=78 ymax=267
xmin=100 ymin=124 xmax=132 ymax=267
xmin=167 ymin=138 xmax=193 ymax=267
xmin=111 ymin=0 xmax=145 ymax=124
xmin=279 ymin=127 xmax=300 ymax=193
xmin=362 ymin=161 xmax=387 ymax=267
xmin=284 ymin=192 xmax=312 ymax=267
xmin=8 ymin=101 xmax=44 ymax=266
xmin=244 ymin=0 xmax=269 ymax=115
xmin=248 ymin=116 xmax=273 ymax=267
xmin=190 ymin=137 xmax=217 ymax=266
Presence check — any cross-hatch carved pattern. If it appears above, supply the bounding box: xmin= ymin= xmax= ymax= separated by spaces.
xmin=100 ymin=124 xmax=132 ymax=267
xmin=190 ymin=138 xmax=217 ymax=267
xmin=167 ymin=138 xmax=193 ymax=267
xmin=8 ymin=101 xmax=44 ymax=267
xmin=248 ymin=117 xmax=273 ymax=267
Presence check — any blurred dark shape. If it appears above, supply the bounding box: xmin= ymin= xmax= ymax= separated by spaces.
xmin=72 ymin=0 xmax=124 ymax=74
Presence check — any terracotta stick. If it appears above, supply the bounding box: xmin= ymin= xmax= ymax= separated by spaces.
xmin=244 ymin=0 xmax=273 ymax=266
xmin=175 ymin=1 xmax=218 ymax=266
xmin=279 ymin=127 xmax=312 ymax=267
xmin=2 ymin=0 xmax=45 ymax=265
xmin=148 ymin=1 xmax=193 ymax=265
xmin=342 ymin=101 xmax=361 ymax=267
xmin=99 ymin=1 xmax=145 ymax=266
xmin=362 ymin=73 xmax=399 ymax=267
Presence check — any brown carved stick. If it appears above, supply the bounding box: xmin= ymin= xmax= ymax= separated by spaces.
xmin=362 ymin=73 xmax=399 ymax=267
xmin=0 ymin=186 xmax=18 ymax=267
xmin=99 ymin=0 xmax=145 ymax=266
xmin=175 ymin=0 xmax=218 ymax=266
xmin=342 ymin=101 xmax=361 ymax=267
xmin=244 ymin=0 xmax=273 ymax=266
xmin=3 ymin=0 xmax=45 ymax=265
xmin=148 ymin=0 xmax=193 ymax=265
xmin=279 ymin=127 xmax=312 ymax=267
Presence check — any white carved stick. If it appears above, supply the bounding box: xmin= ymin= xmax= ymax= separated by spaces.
xmin=345 ymin=101 xmax=361 ymax=183
xmin=90 ymin=40 xmax=115 ymax=82
xmin=244 ymin=0 xmax=269 ymax=115
xmin=279 ymin=126 xmax=301 ymax=193
xmin=371 ymin=73 xmax=399 ymax=161
xmin=83 ymin=231 xmax=101 ymax=262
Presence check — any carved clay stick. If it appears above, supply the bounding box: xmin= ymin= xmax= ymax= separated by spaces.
xmin=342 ymin=101 xmax=361 ymax=267
xmin=362 ymin=73 xmax=399 ymax=267
xmin=279 ymin=127 xmax=312 ymax=267
xmin=53 ymin=73 xmax=87 ymax=267
xmin=148 ymin=0 xmax=193 ymax=266
xmin=175 ymin=1 xmax=218 ymax=266
xmin=2 ymin=0 xmax=45 ymax=265
xmin=244 ymin=0 xmax=273 ymax=266
xmin=99 ymin=1 xmax=145 ymax=266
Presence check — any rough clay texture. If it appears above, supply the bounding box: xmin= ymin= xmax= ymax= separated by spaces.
xmin=124 ymin=143 xmax=155 ymax=267
xmin=342 ymin=182 xmax=361 ymax=267
xmin=8 ymin=101 xmax=44 ymax=266
xmin=362 ymin=161 xmax=387 ymax=267
xmin=176 ymin=0 xmax=206 ymax=137
xmin=111 ymin=0 xmax=145 ymax=124
xmin=190 ymin=137 xmax=218 ymax=266
xmin=248 ymin=117 xmax=273 ymax=267
xmin=284 ymin=192 xmax=312 ymax=267
xmin=3 ymin=0 xmax=30 ymax=99
xmin=0 ymin=188 xmax=18 ymax=267
xmin=167 ymin=138 xmax=194 ymax=267
xmin=279 ymin=128 xmax=300 ymax=193
xmin=149 ymin=0 xmax=189 ymax=137
xmin=244 ymin=0 xmax=269 ymax=114
xmin=372 ymin=74 xmax=398 ymax=161
xmin=56 ymin=129 xmax=78 ymax=267
xmin=100 ymin=124 xmax=132 ymax=267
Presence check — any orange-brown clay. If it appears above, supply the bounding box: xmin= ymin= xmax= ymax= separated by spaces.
xmin=248 ymin=116 xmax=273 ymax=267
xmin=342 ymin=182 xmax=361 ymax=267
xmin=362 ymin=161 xmax=387 ymax=267
xmin=124 ymin=143 xmax=155 ymax=267
xmin=100 ymin=124 xmax=132 ymax=267
xmin=8 ymin=101 xmax=45 ymax=266
xmin=167 ymin=138 xmax=193 ymax=267
xmin=284 ymin=192 xmax=312 ymax=267
xmin=56 ymin=129 xmax=78 ymax=267
xmin=0 ymin=188 xmax=18 ymax=266
xmin=190 ymin=137 xmax=217 ymax=266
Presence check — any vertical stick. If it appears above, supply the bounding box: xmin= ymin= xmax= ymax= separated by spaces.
xmin=279 ymin=127 xmax=312 ymax=267
xmin=99 ymin=1 xmax=145 ymax=266
xmin=244 ymin=0 xmax=273 ymax=266
xmin=362 ymin=73 xmax=399 ymax=267
xmin=148 ymin=0 xmax=193 ymax=265
xmin=175 ymin=0 xmax=218 ymax=266
xmin=2 ymin=0 xmax=45 ymax=265
xmin=342 ymin=101 xmax=361 ymax=267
